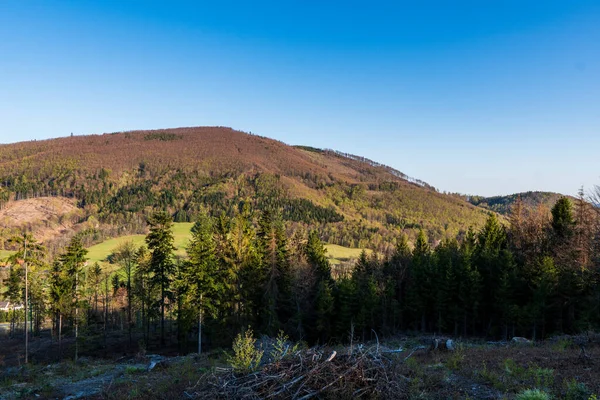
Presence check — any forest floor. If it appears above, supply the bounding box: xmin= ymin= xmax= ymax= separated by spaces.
xmin=1 ymin=333 xmax=599 ymax=400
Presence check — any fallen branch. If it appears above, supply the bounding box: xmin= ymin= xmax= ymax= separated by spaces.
xmin=403 ymin=346 xmax=427 ymax=361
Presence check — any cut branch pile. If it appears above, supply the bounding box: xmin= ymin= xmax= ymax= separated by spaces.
xmin=190 ymin=346 xmax=416 ymax=399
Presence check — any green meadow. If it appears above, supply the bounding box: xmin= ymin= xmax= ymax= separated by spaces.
xmin=85 ymin=223 xmax=366 ymax=268
xmin=86 ymin=222 xmax=195 ymax=265
xmin=1 ymin=223 xmax=366 ymax=270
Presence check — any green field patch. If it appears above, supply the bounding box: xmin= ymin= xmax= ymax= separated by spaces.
xmin=85 ymin=225 xmax=367 ymax=269
xmin=324 ymin=244 xmax=371 ymax=265
xmin=86 ymin=223 xmax=194 ymax=265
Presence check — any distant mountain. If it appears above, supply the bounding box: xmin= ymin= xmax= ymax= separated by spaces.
xmin=464 ymin=191 xmax=572 ymax=215
xmin=0 ymin=127 xmax=492 ymax=252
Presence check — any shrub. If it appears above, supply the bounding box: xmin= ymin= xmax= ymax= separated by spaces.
xmin=478 ymin=362 xmax=502 ymax=390
xmin=445 ymin=343 xmax=465 ymax=370
xmin=564 ymin=378 xmax=590 ymax=400
xmin=227 ymin=328 xmax=264 ymax=373
xmin=552 ymin=338 xmax=573 ymax=352
xmin=270 ymin=330 xmax=299 ymax=363
xmin=529 ymin=366 xmax=554 ymax=390
xmin=504 ymin=358 xmax=527 ymax=380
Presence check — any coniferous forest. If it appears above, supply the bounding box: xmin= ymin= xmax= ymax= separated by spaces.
xmin=3 ymin=192 xmax=599 ymax=356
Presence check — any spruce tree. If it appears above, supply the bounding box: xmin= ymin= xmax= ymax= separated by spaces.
xmin=145 ymin=211 xmax=176 ymax=346
xmin=383 ymin=235 xmax=411 ymax=331
xmin=409 ymin=230 xmax=433 ymax=332
xmin=186 ymin=211 xmax=222 ymax=353
xmin=305 ymin=230 xmax=334 ymax=343
xmin=59 ymin=236 xmax=88 ymax=360
xmin=306 ymin=230 xmax=332 ymax=283
xmin=474 ymin=214 xmax=507 ymax=335
xmin=257 ymin=210 xmax=293 ymax=335
xmin=113 ymin=241 xmax=137 ymax=345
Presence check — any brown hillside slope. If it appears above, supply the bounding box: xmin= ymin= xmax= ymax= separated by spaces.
xmin=1 ymin=127 xmax=338 ymax=179
xmin=0 ymin=127 xmax=493 ymax=249
xmin=0 ymin=127 xmax=434 ymax=187
xmin=0 ymin=197 xmax=80 ymax=242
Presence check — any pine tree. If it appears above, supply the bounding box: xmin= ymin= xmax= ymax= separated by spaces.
xmin=550 ymin=197 xmax=577 ymax=332
xmin=88 ymin=263 xmax=102 ymax=315
xmin=383 ymin=235 xmax=411 ymax=331
xmin=7 ymin=233 xmax=45 ymax=350
xmin=305 ymin=230 xmax=334 ymax=343
xmin=113 ymin=241 xmax=137 ymax=345
xmin=334 ymin=277 xmax=356 ymax=341
xmin=230 ymin=205 xmax=262 ymax=332
xmin=133 ymin=245 xmax=152 ymax=343
xmin=459 ymin=227 xmax=480 ymax=335
xmin=315 ymin=279 xmax=334 ymax=343
xmin=409 ymin=230 xmax=433 ymax=332
xmin=145 ymin=211 xmax=176 ymax=346
xmin=306 ymin=230 xmax=332 ymax=283
xmin=528 ymin=256 xmax=558 ymax=340
xmin=6 ymin=263 xmax=22 ymax=337
xmin=186 ymin=211 xmax=222 ymax=353
xmin=59 ymin=236 xmax=88 ymax=360
xmin=433 ymin=239 xmax=460 ymax=334
xmin=474 ymin=214 xmax=507 ymax=335
xmin=551 ymin=197 xmax=575 ymax=240
xmin=49 ymin=260 xmax=73 ymax=359
xmin=257 ymin=210 xmax=293 ymax=335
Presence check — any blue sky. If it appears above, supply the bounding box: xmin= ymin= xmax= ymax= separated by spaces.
xmin=1 ymin=1 xmax=599 ymax=196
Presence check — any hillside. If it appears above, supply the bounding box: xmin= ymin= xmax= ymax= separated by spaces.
xmin=0 ymin=197 xmax=82 ymax=244
xmin=465 ymin=191 xmax=572 ymax=215
xmin=0 ymin=127 xmax=492 ymax=251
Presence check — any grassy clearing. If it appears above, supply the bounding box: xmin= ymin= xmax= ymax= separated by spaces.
xmin=85 ymin=224 xmax=366 ymax=267
xmin=86 ymin=235 xmax=147 ymax=264
xmin=325 ymin=244 xmax=371 ymax=265
xmin=86 ymin=223 xmax=195 ymax=264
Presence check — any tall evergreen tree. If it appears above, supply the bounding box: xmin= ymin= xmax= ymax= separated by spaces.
xmin=474 ymin=214 xmax=507 ymax=335
xmin=382 ymin=235 xmax=411 ymax=332
xmin=145 ymin=211 xmax=176 ymax=345
xmin=305 ymin=230 xmax=334 ymax=343
xmin=257 ymin=210 xmax=293 ymax=335
xmin=113 ymin=241 xmax=137 ymax=345
xmin=409 ymin=230 xmax=433 ymax=331
xmin=7 ymin=233 xmax=45 ymax=362
xmin=459 ymin=227 xmax=481 ymax=335
xmin=186 ymin=211 xmax=223 ymax=353
xmin=59 ymin=236 xmax=88 ymax=360
xmin=306 ymin=230 xmax=333 ymax=283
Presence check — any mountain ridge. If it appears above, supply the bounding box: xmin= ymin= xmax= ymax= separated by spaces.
xmin=0 ymin=126 xmax=516 ymax=253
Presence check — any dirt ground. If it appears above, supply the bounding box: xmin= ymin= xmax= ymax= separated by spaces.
xmin=1 ymin=334 xmax=599 ymax=399
xmin=0 ymin=197 xmax=79 ymax=243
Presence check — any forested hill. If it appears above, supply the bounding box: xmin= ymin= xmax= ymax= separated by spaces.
xmin=0 ymin=127 xmax=491 ymax=251
xmin=464 ymin=191 xmax=573 ymax=215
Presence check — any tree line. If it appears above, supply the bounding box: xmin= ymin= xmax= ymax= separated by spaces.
xmin=3 ymin=193 xmax=599 ymax=362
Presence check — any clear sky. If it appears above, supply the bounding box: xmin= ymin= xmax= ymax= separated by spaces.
xmin=1 ymin=1 xmax=599 ymax=196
